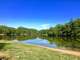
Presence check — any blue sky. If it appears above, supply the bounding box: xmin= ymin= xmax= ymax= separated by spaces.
xmin=0 ymin=0 xmax=80 ymax=30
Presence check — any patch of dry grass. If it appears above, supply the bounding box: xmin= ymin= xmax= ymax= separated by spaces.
xmin=0 ymin=43 xmax=80 ymax=60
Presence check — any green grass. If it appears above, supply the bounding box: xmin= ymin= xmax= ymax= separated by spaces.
xmin=1 ymin=43 xmax=80 ymax=60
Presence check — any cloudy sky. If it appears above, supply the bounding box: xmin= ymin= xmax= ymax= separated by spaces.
xmin=0 ymin=0 xmax=80 ymax=30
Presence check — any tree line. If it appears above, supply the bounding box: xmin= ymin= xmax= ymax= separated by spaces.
xmin=39 ymin=18 xmax=80 ymax=38
xmin=0 ymin=18 xmax=80 ymax=38
xmin=0 ymin=26 xmax=38 ymax=37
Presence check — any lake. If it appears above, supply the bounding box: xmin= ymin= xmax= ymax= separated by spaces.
xmin=18 ymin=37 xmax=80 ymax=50
xmin=0 ymin=35 xmax=80 ymax=50
xmin=19 ymin=38 xmax=57 ymax=48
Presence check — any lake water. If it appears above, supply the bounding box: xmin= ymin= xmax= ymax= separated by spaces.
xmin=19 ymin=37 xmax=80 ymax=50
xmin=0 ymin=35 xmax=80 ymax=50
xmin=20 ymin=38 xmax=57 ymax=48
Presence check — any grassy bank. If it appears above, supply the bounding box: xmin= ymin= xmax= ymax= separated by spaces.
xmin=0 ymin=43 xmax=80 ymax=60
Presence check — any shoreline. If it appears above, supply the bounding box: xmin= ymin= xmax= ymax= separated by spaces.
xmin=0 ymin=42 xmax=80 ymax=57
xmin=21 ymin=43 xmax=80 ymax=57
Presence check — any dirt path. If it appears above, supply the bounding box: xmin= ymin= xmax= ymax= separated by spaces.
xmin=0 ymin=52 xmax=10 ymax=59
xmin=17 ymin=44 xmax=80 ymax=57
xmin=38 ymin=46 xmax=80 ymax=57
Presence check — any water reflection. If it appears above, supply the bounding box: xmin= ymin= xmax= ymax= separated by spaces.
xmin=0 ymin=35 xmax=36 ymax=40
xmin=20 ymin=38 xmax=57 ymax=48
xmin=0 ymin=35 xmax=80 ymax=50
xmin=40 ymin=36 xmax=80 ymax=50
xmin=0 ymin=35 xmax=15 ymax=40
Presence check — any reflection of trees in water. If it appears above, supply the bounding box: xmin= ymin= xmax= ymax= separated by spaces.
xmin=0 ymin=35 xmax=15 ymax=40
xmin=0 ymin=35 xmax=80 ymax=50
xmin=55 ymin=37 xmax=80 ymax=50
xmin=16 ymin=36 xmax=36 ymax=40
xmin=61 ymin=37 xmax=80 ymax=49
xmin=0 ymin=35 xmax=36 ymax=41
xmin=0 ymin=36 xmax=36 ymax=50
xmin=40 ymin=36 xmax=80 ymax=51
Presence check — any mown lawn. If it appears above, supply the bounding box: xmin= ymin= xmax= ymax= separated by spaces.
xmin=0 ymin=43 xmax=80 ymax=60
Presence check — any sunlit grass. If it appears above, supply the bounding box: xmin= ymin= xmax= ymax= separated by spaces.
xmin=1 ymin=43 xmax=80 ymax=60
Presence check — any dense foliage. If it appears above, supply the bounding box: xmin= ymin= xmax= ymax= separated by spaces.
xmin=39 ymin=18 xmax=80 ymax=37
xmin=0 ymin=18 xmax=80 ymax=39
xmin=0 ymin=26 xmax=38 ymax=37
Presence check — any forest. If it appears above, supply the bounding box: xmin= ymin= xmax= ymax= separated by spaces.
xmin=39 ymin=18 xmax=80 ymax=38
xmin=0 ymin=18 xmax=80 ymax=38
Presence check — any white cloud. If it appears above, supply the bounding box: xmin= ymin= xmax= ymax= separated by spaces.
xmin=24 ymin=24 xmax=51 ymax=30
xmin=40 ymin=24 xmax=50 ymax=30
xmin=26 ymin=24 xmax=51 ymax=30
xmin=12 ymin=24 xmax=51 ymax=30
